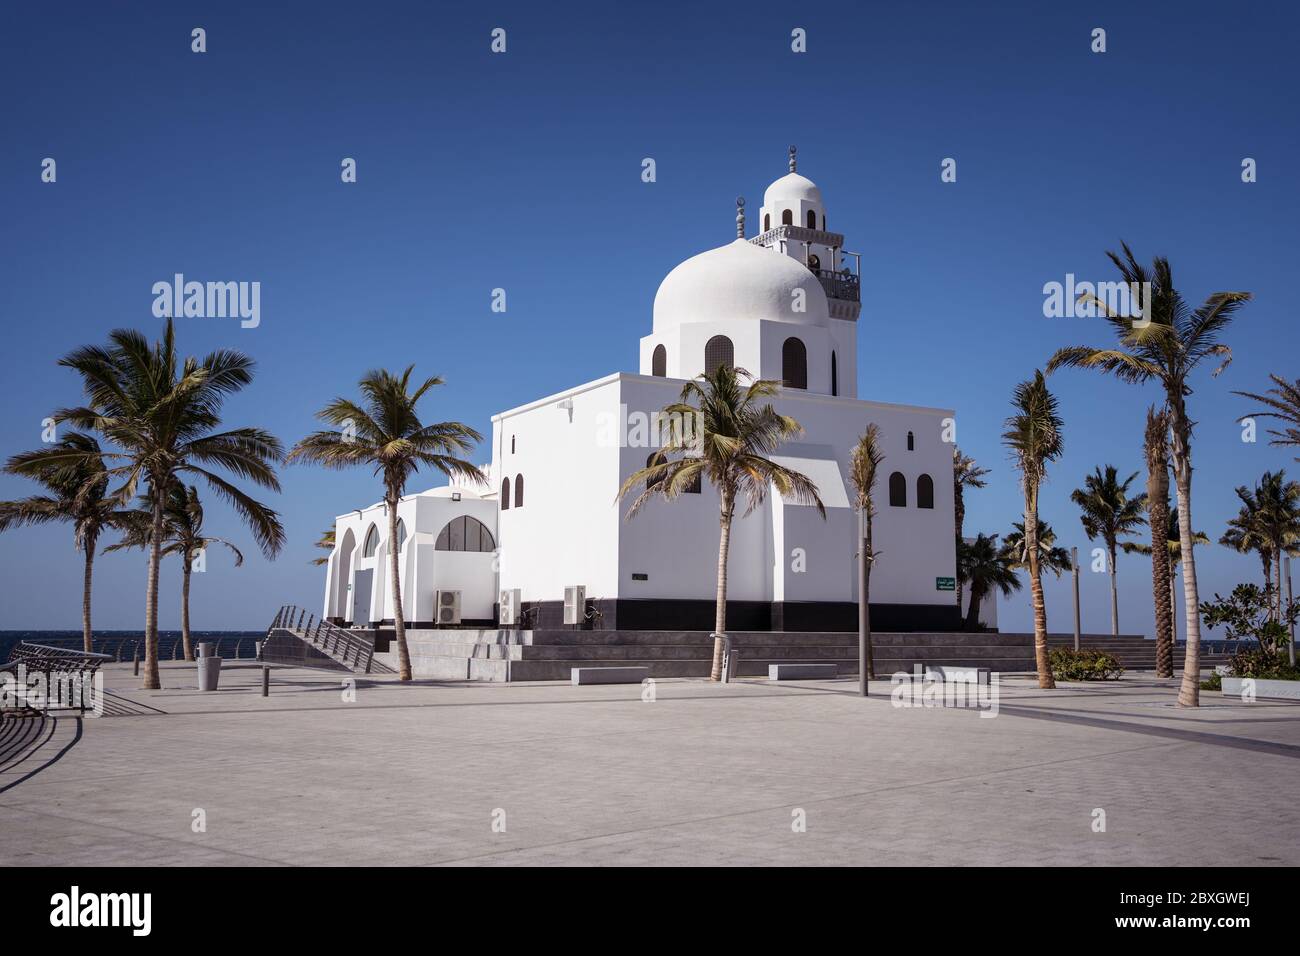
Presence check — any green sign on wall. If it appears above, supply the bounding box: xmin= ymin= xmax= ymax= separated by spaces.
xmin=935 ymin=577 xmax=956 ymax=591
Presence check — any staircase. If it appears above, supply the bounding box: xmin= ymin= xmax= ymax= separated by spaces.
xmin=1044 ymin=634 xmax=1233 ymax=671
xmin=263 ymin=606 xmax=396 ymax=675
xmin=371 ymin=629 xmax=1038 ymax=682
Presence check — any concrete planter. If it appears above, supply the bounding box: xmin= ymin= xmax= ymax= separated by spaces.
xmin=1221 ymin=677 xmax=1300 ymax=701
xmin=197 ymin=656 xmax=223 ymax=691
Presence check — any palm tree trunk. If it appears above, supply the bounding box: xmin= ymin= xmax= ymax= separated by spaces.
xmin=1025 ymin=500 xmax=1055 ymax=689
xmin=964 ymin=587 xmax=984 ymax=630
xmin=1150 ymin=519 xmax=1173 ymax=679
xmin=81 ymin=534 xmax=96 ymax=654
xmin=387 ymin=493 xmax=411 ymax=682
xmin=860 ymin=511 xmax=875 ymax=687
xmin=710 ymin=490 xmax=734 ymax=682
xmin=1275 ymin=552 xmax=1284 ymax=625
xmin=1262 ymin=553 xmax=1273 ymax=621
xmin=1171 ymin=441 xmax=1202 ymax=707
xmin=181 ymin=556 xmax=194 ymax=662
xmin=1108 ymin=544 xmax=1119 ymax=637
xmin=1170 ymin=571 xmax=1179 ymax=643
xmin=143 ymin=489 xmax=164 ymax=690
xmin=954 ymin=489 xmax=965 ymax=614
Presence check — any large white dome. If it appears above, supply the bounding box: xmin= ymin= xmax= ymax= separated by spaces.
xmin=652 ymin=238 xmax=829 ymax=332
xmin=763 ymin=172 xmax=822 ymax=207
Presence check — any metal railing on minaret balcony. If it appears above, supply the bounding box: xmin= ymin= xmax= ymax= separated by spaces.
xmin=812 ymin=268 xmax=860 ymax=303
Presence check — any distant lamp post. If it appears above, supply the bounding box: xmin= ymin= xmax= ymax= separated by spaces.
xmin=1071 ymin=546 xmax=1081 ymax=652
xmin=1287 ymin=555 xmax=1296 ymax=668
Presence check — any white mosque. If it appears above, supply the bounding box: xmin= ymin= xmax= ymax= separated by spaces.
xmin=320 ymin=149 xmax=975 ymax=635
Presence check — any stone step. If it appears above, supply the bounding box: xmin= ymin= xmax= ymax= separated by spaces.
xmin=401 ymin=641 xmax=1035 ymax=663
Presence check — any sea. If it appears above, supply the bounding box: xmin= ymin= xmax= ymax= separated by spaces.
xmin=1 ymin=630 xmax=265 ymax=662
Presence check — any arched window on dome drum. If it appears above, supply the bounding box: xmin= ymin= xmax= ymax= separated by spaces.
xmin=395 ymin=519 xmax=407 ymax=554
xmin=500 ymin=478 xmax=510 ymax=510
xmin=917 ymin=474 xmax=935 ymax=509
xmin=782 ymin=337 xmax=807 ymax=390
xmin=806 ymin=209 xmax=816 ymax=229
xmin=888 ymin=472 xmax=907 ymax=508
xmin=907 ymin=431 xmax=914 ymax=451
xmin=764 ymin=213 xmax=770 ymax=232
xmin=781 ymin=209 xmax=792 ymax=226
xmin=831 ymin=351 xmax=838 ymax=396
xmin=652 ymin=344 xmax=667 ymax=377
xmin=514 ymin=474 xmax=524 ymax=508
xmin=704 ymin=335 xmax=733 ymax=375
xmin=434 ymin=515 xmax=496 ymax=552
xmin=362 ymin=524 xmax=380 ymax=557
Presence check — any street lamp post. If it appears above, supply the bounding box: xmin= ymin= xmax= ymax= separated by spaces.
xmin=1287 ymin=555 xmax=1296 ymax=668
xmin=858 ymin=507 xmax=868 ymax=697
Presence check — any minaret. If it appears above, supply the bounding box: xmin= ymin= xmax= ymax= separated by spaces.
xmin=752 ymin=146 xmax=861 ymax=323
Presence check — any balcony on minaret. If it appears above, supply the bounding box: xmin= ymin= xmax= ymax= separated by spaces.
xmin=748 ymin=225 xmax=860 ymax=304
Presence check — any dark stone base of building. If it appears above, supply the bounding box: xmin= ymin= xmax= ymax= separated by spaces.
xmin=516 ymin=598 xmax=963 ymax=633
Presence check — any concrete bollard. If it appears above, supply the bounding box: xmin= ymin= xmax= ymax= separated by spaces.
xmin=133 ymin=642 xmax=140 ymax=677
xmin=262 ymin=666 xmax=270 ymax=697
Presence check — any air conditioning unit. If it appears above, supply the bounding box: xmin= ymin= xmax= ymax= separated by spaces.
xmin=563 ymin=585 xmax=586 ymax=625
xmin=435 ymin=589 xmax=462 ymax=627
xmin=499 ymin=588 xmax=521 ymax=626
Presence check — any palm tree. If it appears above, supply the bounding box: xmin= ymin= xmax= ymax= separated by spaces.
xmin=288 ymin=367 xmax=485 ymax=682
xmin=1141 ymin=408 xmax=1175 ymax=677
xmin=55 ymin=319 xmax=285 ymax=688
xmin=1001 ymin=520 xmax=1073 ymax=578
xmin=1221 ymin=506 xmax=1276 ymax=606
xmin=1003 ymin=370 xmax=1063 ymax=688
xmin=0 ymin=433 xmax=142 ymax=652
xmin=952 ymin=448 xmax=991 ymax=614
xmin=1226 ymin=471 xmax=1300 ymax=621
xmin=617 ymin=363 xmax=824 ymax=681
xmin=1235 ymin=374 xmax=1300 ymax=460
xmin=1070 ymin=465 xmax=1147 ymax=637
xmin=1126 ymin=509 xmax=1209 ymax=644
xmin=311 ymin=528 xmax=336 ymax=566
xmin=107 ymin=484 xmax=246 ymax=661
xmin=1048 ymin=243 xmax=1251 ymax=706
xmin=849 ymin=424 xmax=884 ymax=689
xmin=958 ymin=533 xmax=1022 ymax=631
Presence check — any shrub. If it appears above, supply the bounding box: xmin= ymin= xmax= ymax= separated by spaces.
xmin=1226 ymin=647 xmax=1300 ymax=682
xmin=1200 ymin=672 xmax=1222 ymax=691
xmin=1048 ymin=647 xmax=1124 ymax=681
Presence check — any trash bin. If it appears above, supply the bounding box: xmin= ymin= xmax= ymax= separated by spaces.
xmin=197 ymin=642 xmax=214 ymax=659
xmin=197 ymin=655 xmax=223 ymax=691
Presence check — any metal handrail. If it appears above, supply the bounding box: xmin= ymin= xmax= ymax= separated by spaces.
xmin=268 ymin=604 xmax=380 ymax=674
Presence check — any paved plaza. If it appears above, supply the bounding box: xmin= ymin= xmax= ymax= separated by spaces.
xmin=3 ymin=660 xmax=1298 ymax=866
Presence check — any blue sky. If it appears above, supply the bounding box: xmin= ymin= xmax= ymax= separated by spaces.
xmin=1 ymin=1 xmax=1297 ymax=634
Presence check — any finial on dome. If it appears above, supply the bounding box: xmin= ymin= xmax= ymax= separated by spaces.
xmin=735 ymin=196 xmax=745 ymax=239
xmin=788 ymin=145 xmax=797 ymax=172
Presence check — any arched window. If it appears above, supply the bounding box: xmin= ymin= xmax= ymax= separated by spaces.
xmin=500 ymin=478 xmax=510 ymax=510
xmin=704 ymin=335 xmax=734 ymax=375
xmin=781 ymin=209 xmax=792 ymax=226
xmin=362 ymin=524 xmax=380 ymax=557
xmin=434 ymin=516 xmax=496 ymax=552
xmin=764 ymin=213 xmax=770 ymax=232
xmin=822 ymin=214 xmax=827 ymax=230
xmin=806 ymin=209 xmax=816 ymax=229
xmin=651 ymin=344 xmax=667 ymax=377
xmin=907 ymin=431 xmax=915 ymax=451
xmin=646 ymin=452 xmax=666 ymax=489
xmin=888 ymin=472 xmax=907 ymax=508
xmin=917 ymin=474 xmax=935 ymax=509
xmin=831 ymin=351 xmax=838 ymax=396
xmin=514 ymin=474 xmax=524 ymax=508
xmin=511 ymin=435 xmax=515 ymax=454
xmin=395 ymin=519 xmax=407 ymax=553
xmin=781 ymin=337 xmax=807 ymax=389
